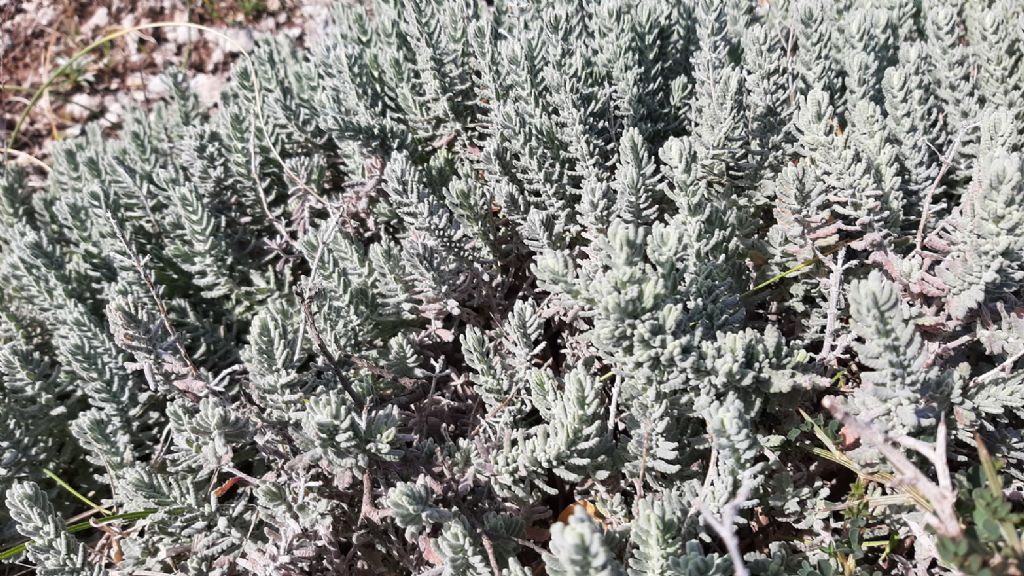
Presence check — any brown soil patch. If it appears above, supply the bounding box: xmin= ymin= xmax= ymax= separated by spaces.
xmin=1 ymin=0 xmax=328 ymax=170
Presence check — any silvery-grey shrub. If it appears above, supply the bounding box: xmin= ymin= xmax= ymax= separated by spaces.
xmin=2 ymin=0 xmax=1023 ymax=574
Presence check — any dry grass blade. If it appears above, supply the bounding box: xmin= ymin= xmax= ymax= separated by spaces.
xmin=800 ymin=410 xmax=933 ymax=513
xmin=822 ymin=399 xmax=961 ymax=538
xmin=0 ymin=148 xmax=50 ymax=172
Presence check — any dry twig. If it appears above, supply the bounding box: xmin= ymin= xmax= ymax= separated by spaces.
xmin=297 ymin=290 xmax=363 ymax=409
xmin=358 ymin=470 xmax=390 ymax=525
xmin=823 ymin=398 xmax=961 ymax=538
xmin=915 ymin=122 xmax=978 ymax=253
xmin=697 ymin=477 xmax=755 ymax=576
xmin=972 ymin=347 xmax=1024 ymax=386
xmin=479 ymin=532 xmax=502 ymax=576
xmin=103 ymin=207 xmax=201 ymax=380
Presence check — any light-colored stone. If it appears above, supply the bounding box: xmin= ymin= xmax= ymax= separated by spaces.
xmin=205 ymin=48 xmax=226 ymax=70
xmin=165 ymin=12 xmax=201 ymax=44
xmin=101 ymin=97 xmax=124 ymax=125
xmin=190 ymin=73 xmax=227 ymax=108
xmin=34 ymin=2 xmax=59 ymax=27
xmin=217 ymin=28 xmax=255 ymax=54
xmin=81 ymin=7 xmax=110 ymax=36
xmin=125 ymin=73 xmax=171 ymax=101
xmin=65 ymin=93 xmax=101 ymax=121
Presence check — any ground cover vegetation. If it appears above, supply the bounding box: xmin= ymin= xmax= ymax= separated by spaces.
xmin=2 ymin=0 xmax=1024 ymax=574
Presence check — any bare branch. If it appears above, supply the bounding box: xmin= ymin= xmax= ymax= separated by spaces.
xmin=819 ymin=246 xmax=850 ymax=366
xmin=298 ymin=289 xmax=364 ymax=410
xmin=915 ymin=122 xmax=978 ymax=253
xmin=479 ymin=532 xmax=502 ymax=576
xmin=972 ymin=347 xmax=1024 ymax=386
xmin=697 ymin=478 xmax=755 ymax=576
xmin=102 ymin=207 xmax=201 ymax=380
xmin=925 ymin=333 xmax=974 ymax=369
xmin=358 ymin=470 xmax=390 ymax=525
xmin=823 ymin=398 xmax=961 ymax=538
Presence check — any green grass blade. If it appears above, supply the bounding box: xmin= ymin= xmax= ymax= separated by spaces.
xmin=744 ymin=257 xmax=818 ymax=297
xmin=742 ymin=241 xmax=852 ymax=299
xmin=0 ymin=509 xmax=159 ymax=561
xmin=43 ymin=468 xmax=112 ymax=516
xmin=976 ymin=433 xmax=1023 ymax=553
